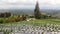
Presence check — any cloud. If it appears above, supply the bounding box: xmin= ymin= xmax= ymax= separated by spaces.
xmin=0 ymin=0 xmax=60 ymax=9
xmin=0 ymin=0 xmax=60 ymax=5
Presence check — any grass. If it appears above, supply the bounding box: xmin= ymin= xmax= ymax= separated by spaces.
xmin=0 ymin=18 xmax=60 ymax=26
xmin=18 ymin=19 xmax=60 ymax=26
xmin=0 ymin=18 xmax=60 ymax=34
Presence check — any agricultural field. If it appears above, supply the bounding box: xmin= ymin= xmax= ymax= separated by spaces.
xmin=2 ymin=18 xmax=60 ymax=26
xmin=0 ymin=18 xmax=60 ymax=34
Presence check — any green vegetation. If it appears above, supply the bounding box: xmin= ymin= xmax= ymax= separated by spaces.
xmin=0 ymin=18 xmax=60 ymax=34
xmin=0 ymin=19 xmax=60 ymax=26
xmin=0 ymin=16 xmax=24 ymax=23
xmin=18 ymin=19 xmax=60 ymax=26
xmin=0 ymin=18 xmax=4 ymax=23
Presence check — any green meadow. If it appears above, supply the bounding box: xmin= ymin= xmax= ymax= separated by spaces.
xmin=1 ymin=18 xmax=60 ymax=26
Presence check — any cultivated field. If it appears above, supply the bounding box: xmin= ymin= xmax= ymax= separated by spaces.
xmin=4 ymin=18 xmax=60 ymax=26
xmin=0 ymin=19 xmax=60 ymax=34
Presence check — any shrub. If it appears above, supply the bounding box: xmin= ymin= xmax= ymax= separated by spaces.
xmin=0 ymin=18 xmax=4 ymax=23
xmin=15 ymin=16 xmax=23 ymax=22
xmin=4 ymin=18 xmax=16 ymax=23
xmin=10 ymin=18 xmax=15 ymax=22
xmin=29 ymin=16 xmax=34 ymax=18
xmin=41 ymin=14 xmax=48 ymax=19
xmin=43 ymin=15 xmax=48 ymax=19
xmin=22 ymin=15 xmax=26 ymax=20
xmin=4 ymin=18 xmax=10 ymax=23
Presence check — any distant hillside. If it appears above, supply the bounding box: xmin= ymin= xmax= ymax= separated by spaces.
xmin=0 ymin=9 xmax=60 ymax=18
xmin=52 ymin=11 xmax=60 ymax=18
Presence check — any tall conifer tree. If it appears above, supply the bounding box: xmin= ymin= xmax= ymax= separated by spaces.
xmin=34 ymin=1 xmax=41 ymax=19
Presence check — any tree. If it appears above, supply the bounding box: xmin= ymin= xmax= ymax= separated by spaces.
xmin=34 ymin=1 xmax=41 ymax=19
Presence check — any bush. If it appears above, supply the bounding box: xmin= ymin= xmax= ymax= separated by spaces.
xmin=41 ymin=14 xmax=48 ymax=19
xmin=0 ymin=18 xmax=4 ymax=23
xmin=4 ymin=16 xmax=23 ymax=23
xmin=4 ymin=18 xmax=16 ymax=23
xmin=22 ymin=15 xmax=26 ymax=20
xmin=15 ymin=16 xmax=23 ymax=22
xmin=43 ymin=15 xmax=48 ymax=19
xmin=4 ymin=18 xmax=10 ymax=23
xmin=29 ymin=16 xmax=34 ymax=18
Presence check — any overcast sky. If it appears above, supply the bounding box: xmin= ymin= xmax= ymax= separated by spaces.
xmin=0 ymin=0 xmax=60 ymax=9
